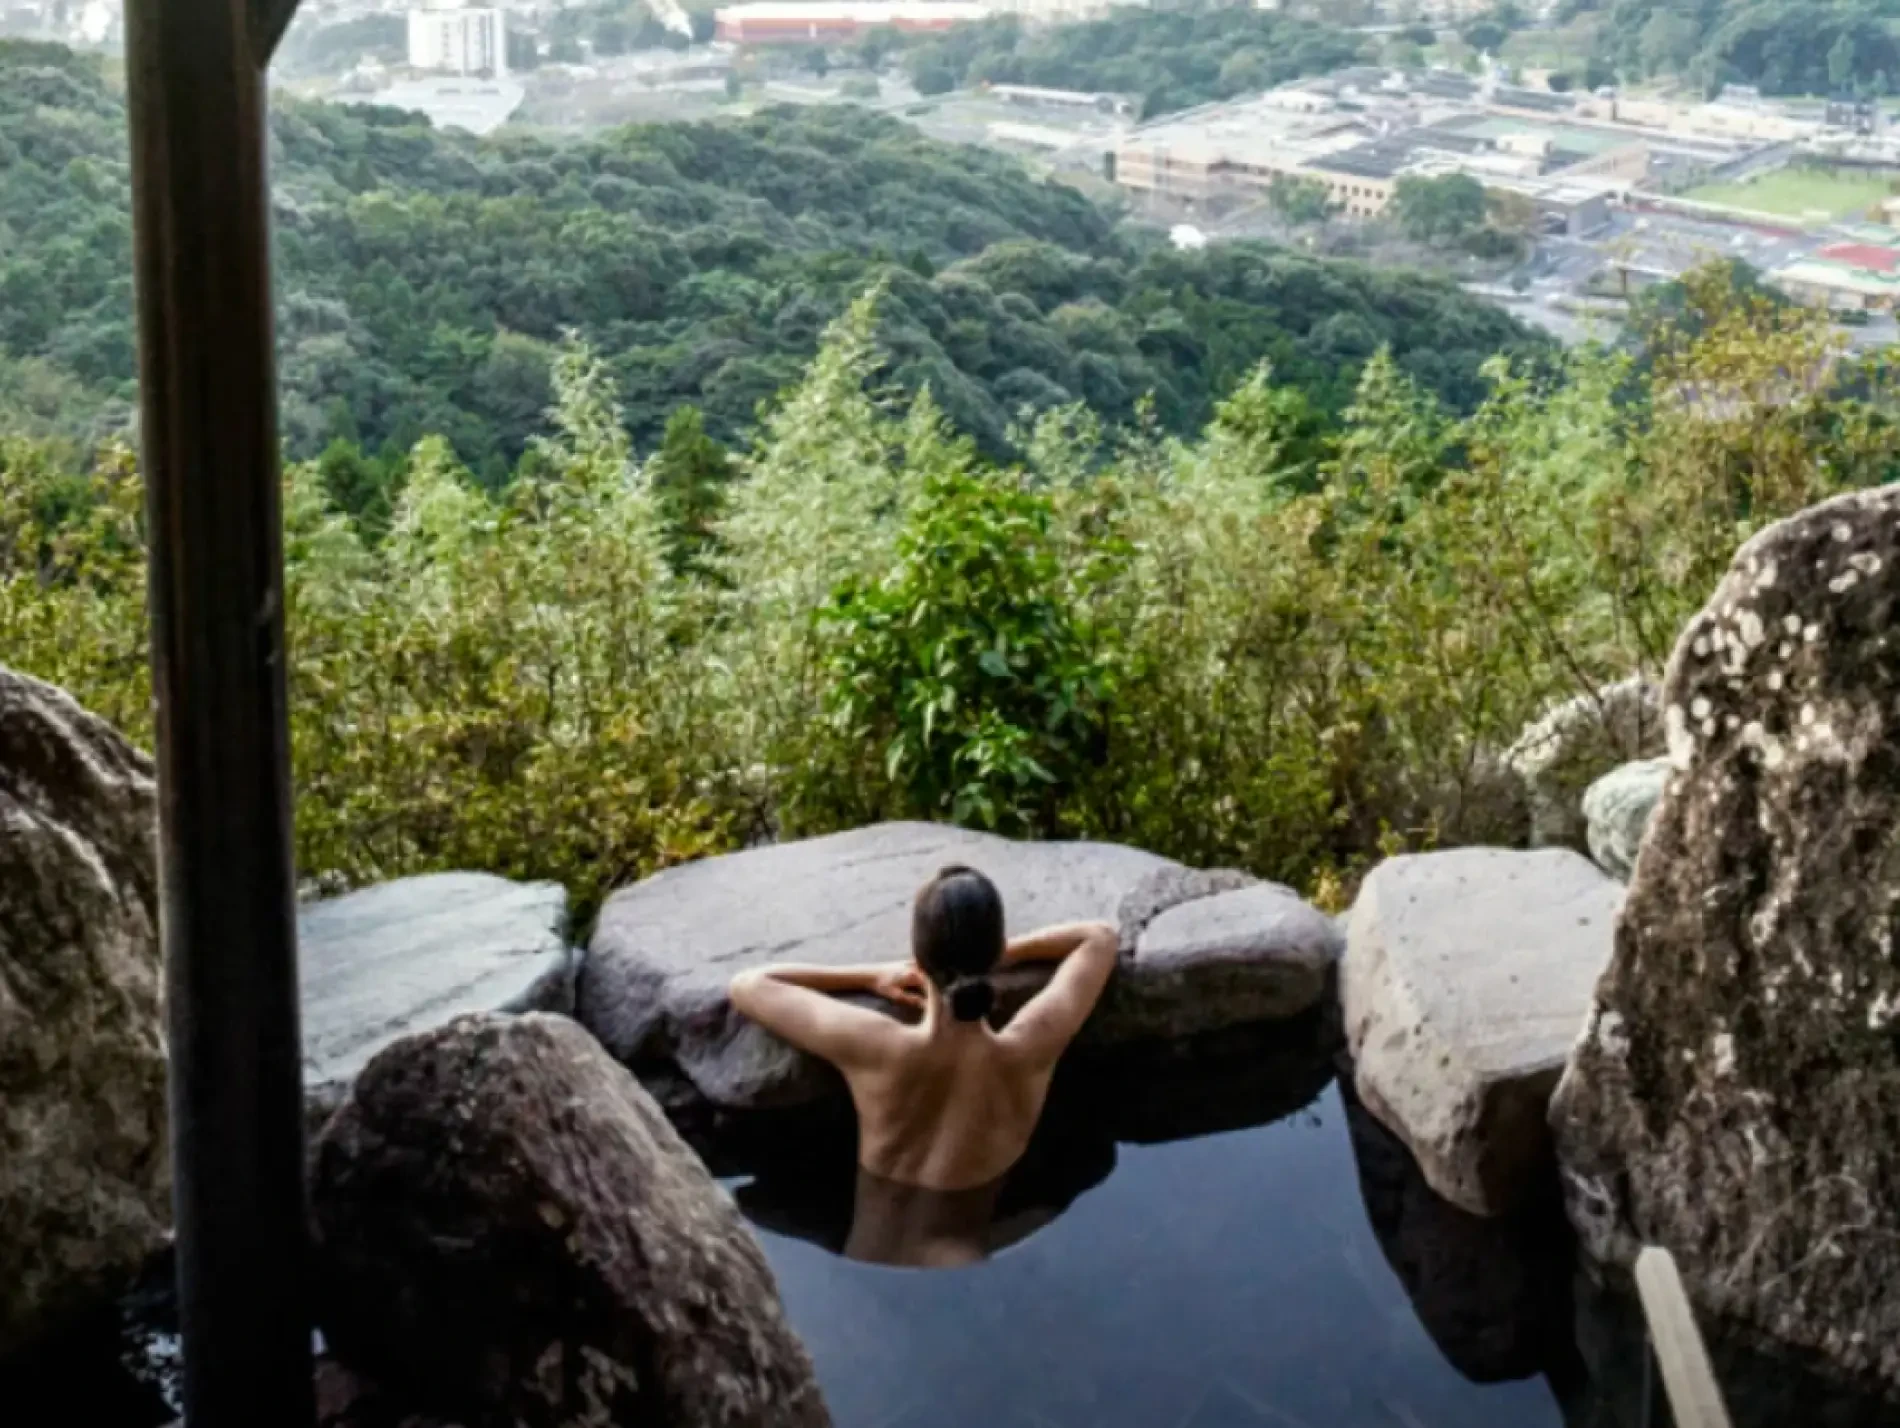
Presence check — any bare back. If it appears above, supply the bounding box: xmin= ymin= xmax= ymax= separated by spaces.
xmin=843 ymin=1019 xmax=1057 ymax=1191
xmin=727 ymin=919 xmax=1119 ymax=1195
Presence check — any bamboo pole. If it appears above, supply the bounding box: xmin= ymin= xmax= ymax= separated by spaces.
xmin=1635 ymin=1245 xmax=1733 ymax=1428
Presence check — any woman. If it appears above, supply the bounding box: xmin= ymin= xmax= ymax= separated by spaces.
xmin=728 ymin=865 xmax=1118 ymax=1264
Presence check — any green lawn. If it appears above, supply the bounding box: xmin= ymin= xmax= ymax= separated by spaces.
xmin=1684 ymin=167 xmax=1898 ymax=224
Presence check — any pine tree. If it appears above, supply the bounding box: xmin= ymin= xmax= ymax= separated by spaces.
xmin=649 ymin=405 xmax=737 ymax=580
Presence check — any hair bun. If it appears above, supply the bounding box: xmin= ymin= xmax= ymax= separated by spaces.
xmin=948 ymin=977 xmax=995 ymax=1023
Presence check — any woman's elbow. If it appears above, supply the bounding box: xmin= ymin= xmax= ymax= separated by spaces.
xmin=729 ymin=968 xmax=767 ymax=1016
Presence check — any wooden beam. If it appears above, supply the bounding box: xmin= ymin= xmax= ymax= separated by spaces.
xmin=1635 ymin=1245 xmax=1733 ymax=1428
xmin=250 ymin=0 xmax=302 ymax=66
xmin=122 ymin=0 xmax=314 ymax=1423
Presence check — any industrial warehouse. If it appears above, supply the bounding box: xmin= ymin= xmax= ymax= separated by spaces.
xmin=1110 ymin=68 xmax=1780 ymax=239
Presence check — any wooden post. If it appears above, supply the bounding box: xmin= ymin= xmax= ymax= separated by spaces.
xmin=1634 ymin=1245 xmax=1733 ymax=1428
xmin=123 ymin=0 xmax=313 ymax=1423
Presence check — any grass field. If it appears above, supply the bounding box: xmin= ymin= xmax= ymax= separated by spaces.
xmin=1684 ymin=167 xmax=1898 ymax=223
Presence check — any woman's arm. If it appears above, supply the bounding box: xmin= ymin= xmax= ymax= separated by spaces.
xmin=740 ymin=962 xmax=924 ymax=1001
xmin=999 ymin=922 xmax=1120 ymax=969
xmin=728 ymin=962 xmax=923 ymax=1070
xmin=996 ymin=921 xmax=1120 ymax=1066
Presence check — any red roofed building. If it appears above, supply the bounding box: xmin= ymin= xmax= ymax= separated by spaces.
xmin=1774 ymin=241 xmax=1900 ymax=312
xmin=714 ymin=2 xmax=989 ymax=44
xmin=1817 ymin=242 xmax=1900 ymax=274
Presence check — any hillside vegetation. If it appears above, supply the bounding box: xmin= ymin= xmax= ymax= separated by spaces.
xmin=1581 ymin=0 xmax=1900 ymax=95
xmin=899 ymin=6 xmax=1368 ymax=114
xmin=6 ymin=267 xmax=1890 ymax=916
xmin=0 ymin=40 xmax=1542 ymax=483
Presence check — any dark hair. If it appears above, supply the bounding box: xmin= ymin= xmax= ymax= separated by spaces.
xmin=911 ymin=865 xmax=1004 ymax=1023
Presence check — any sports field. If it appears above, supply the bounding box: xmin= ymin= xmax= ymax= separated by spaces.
xmin=1684 ymin=167 xmax=1897 ymax=223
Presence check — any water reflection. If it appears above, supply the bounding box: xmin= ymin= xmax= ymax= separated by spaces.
xmin=1341 ymin=1080 xmax=1584 ymax=1389
xmin=16 ymin=1001 xmax=1900 ymax=1427
xmin=716 ymin=1009 xmax=1340 ymax=1265
xmin=727 ymin=1025 xmax=1900 ymax=1428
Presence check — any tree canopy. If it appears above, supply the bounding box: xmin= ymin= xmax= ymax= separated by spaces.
xmin=899 ymin=6 xmax=1369 ymax=117
xmin=0 ymin=40 xmax=1545 ymax=480
xmin=1582 ymin=0 xmax=1900 ymax=95
xmin=5 ymin=265 xmax=1890 ymax=914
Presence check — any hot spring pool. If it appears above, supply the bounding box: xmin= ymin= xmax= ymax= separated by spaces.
xmin=721 ymin=1060 xmax=1900 ymax=1428
xmin=19 ymin=1020 xmax=1900 ymax=1428
xmin=729 ymin=1081 xmax=1578 ymax=1428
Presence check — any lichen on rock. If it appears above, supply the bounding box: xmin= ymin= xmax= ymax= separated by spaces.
xmin=1550 ymin=484 xmax=1900 ymax=1391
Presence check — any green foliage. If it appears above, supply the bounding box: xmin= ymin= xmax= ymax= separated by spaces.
xmin=14 ymin=170 xmax=1885 ymax=913
xmin=1392 ymin=174 xmax=1490 ymax=245
xmin=284 ymin=340 xmax=729 ymax=916
xmin=550 ymin=0 xmax=684 ymax=58
xmin=1267 ymin=175 xmax=1340 ymax=227
xmin=275 ymin=14 xmax=408 ymax=77
xmin=818 ymin=445 xmax=1115 ymax=834
xmin=317 ymin=438 xmax=408 ymax=542
xmin=649 ymin=404 xmax=737 ymax=577
xmin=0 ymin=41 xmax=1542 ymax=473
xmin=1593 ymin=0 xmax=1900 ymax=95
xmin=900 ymin=6 xmax=1368 ymax=117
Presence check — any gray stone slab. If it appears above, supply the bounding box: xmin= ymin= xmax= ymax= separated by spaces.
xmin=1114 ymin=883 xmax=1340 ymax=1039
xmin=1344 ymin=846 xmax=1620 ymax=1217
xmin=299 ymin=872 xmax=574 ymax=1122
xmin=577 ymin=822 xmax=1340 ymax=1111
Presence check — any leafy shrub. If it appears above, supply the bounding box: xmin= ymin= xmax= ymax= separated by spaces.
xmin=5 ymin=263 xmax=1897 ymax=913
xmin=819 ymin=451 xmax=1115 ymax=834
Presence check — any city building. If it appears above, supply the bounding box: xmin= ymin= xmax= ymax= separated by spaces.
xmin=985 ymin=83 xmax=1137 ymax=117
xmin=1826 ymin=97 xmax=1882 ymax=137
xmin=1571 ymin=92 xmax=1819 ymax=146
xmin=408 ymin=0 xmax=508 ymax=77
xmin=1112 ymin=71 xmax=1646 ymax=222
xmin=1773 ymin=242 xmax=1900 ymax=313
xmin=712 ymin=1 xmax=989 ymax=44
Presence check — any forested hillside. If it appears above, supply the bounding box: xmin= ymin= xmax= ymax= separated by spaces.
xmin=1578 ymin=0 xmax=1900 ymax=95
xmin=0 ymin=40 xmax=1542 ymax=482
xmin=899 ymin=6 xmax=1368 ymax=114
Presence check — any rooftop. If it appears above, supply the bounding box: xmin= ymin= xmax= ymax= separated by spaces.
xmin=713 ymin=1 xmax=990 ymax=19
xmin=1818 ymin=241 xmax=1900 ymax=274
xmin=1774 ymin=256 xmax=1900 ymax=295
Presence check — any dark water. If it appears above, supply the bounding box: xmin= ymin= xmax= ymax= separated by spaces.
xmin=16 ymin=1013 xmax=1900 ymax=1428
xmin=731 ymin=1083 xmax=1576 ymax=1428
xmin=720 ymin=1032 xmax=1900 ymax=1428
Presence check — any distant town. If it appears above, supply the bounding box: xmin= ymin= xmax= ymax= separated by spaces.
xmin=10 ymin=0 xmax=1900 ymax=344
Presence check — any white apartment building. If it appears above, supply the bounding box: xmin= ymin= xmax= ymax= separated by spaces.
xmin=408 ymin=1 xmax=507 ymax=77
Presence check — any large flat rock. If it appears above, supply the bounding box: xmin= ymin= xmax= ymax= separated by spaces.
xmin=1344 ymin=847 xmax=1620 ymax=1217
xmin=576 ymin=823 xmax=1342 ymax=1111
xmin=1104 ymin=882 xmax=1337 ymax=1038
xmin=299 ymin=873 xmax=575 ymax=1124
